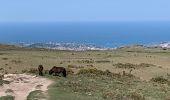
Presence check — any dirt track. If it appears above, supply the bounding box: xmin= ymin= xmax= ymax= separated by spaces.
xmin=0 ymin=74 xmax=52 ymax=100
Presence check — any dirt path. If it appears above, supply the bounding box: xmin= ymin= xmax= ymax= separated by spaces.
xmin=0 ymin=74 xmax=52 ymax=100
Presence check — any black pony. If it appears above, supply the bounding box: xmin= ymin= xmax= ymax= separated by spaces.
xmin=38 ymin=65 xmax=44 ymax=76
xmin=49 ymin=66 xmax=66 ymax=77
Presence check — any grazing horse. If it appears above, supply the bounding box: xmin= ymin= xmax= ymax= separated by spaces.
xmin=38 ymin=65 xmax=44 ymax=76
xmin=49 ymin=66 xmax=66 ymax=77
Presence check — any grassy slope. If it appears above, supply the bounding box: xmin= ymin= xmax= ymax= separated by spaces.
xmin=47 ymin=70 xmax=170 ymax=100
xmin=0 ymin=95 xmax=14 ymax=100
xmin=27 ymin=90 xmax=46 ymax=100
xmin=1 ymin=45 xmax=170 ymax=99
xmin=1 ymin=46 xmax=170 ymax=80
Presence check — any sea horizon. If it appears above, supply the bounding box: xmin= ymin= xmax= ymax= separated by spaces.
xmin=0 ymin=21 xmax=170 ymax=48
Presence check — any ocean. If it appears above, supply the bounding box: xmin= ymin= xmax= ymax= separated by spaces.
xmin=0 ymin=21 xmax=170 ymax=48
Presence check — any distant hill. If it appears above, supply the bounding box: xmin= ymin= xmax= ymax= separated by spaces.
xmin=0 ymin=44 xmax=19 ymax=50
xmin=1 ymin=42 xmax=170 ymax=51
xmin=13 ymin=42 xmax=110 ymax=51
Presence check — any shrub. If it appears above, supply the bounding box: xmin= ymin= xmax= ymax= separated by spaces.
xmin=22 ymin=69 xmax=28 ymax=73
xmin=66 ymin=68 xmax=74 ymax=75
xmin=59 ymin=62 xmax=63 ymax=64
xmin=0 ymin=95 xmax=15 ymax=100
xmin=5 ymin=89 xmax=14 ymax=93
xmin=77 ymin=59 xmax=94 ymax=63
xmin=95 ymin=60 xmax=111 ymax=63
xmin=28 ymin=68 xmax=38 ymax=74
xmin=113 ymin=63 xmax=136 ymax=69
xmin=113 ymin=63 xmax=154 ymax=69
xmin=151 ymin=76 xmax=169 ymax=84
xmin=0 ymin=80 xmax=10 ymax=86
xmin=27 ymin=90 xmax=46 ymax=100
xmin=77 ymin=68 xmax=120 ymax=78
xmin=86 ymin=64 xmax=94 ymax=67
xmin=44 ymin=70 xmax=49 ymax=74
xmin=68 ymin=65 xmax=84 ymax=69
xmin=0 ymin=68 xmax=4 ymax=70
xmin=139 ymin=63 xmax=154 ymax=68
xmin=11 ymin=60 xmax=22 ymax=64
xmin=0 ymin=73 xmax=4 ymax=80
xmin=127 ymin=91 xmax=145 ymax=100
xmin=2 ymin=57 xmax=8 ymax=60
xmin=102 ymin=91 xmax=115 ymax=99
xmin=68 ymin=65 xmax=77 ymax=68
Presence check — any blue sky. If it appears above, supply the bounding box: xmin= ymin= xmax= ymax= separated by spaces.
xmin=0 ymin=0 xmax=170 ymax=22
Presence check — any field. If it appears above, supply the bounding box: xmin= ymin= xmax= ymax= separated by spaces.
xmin=1 ymin=44 xmax=170 ymax=100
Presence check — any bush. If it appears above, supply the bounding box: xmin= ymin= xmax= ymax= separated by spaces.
xmin=95 ymin=60 xmax=111 ymax=63
xmin=28 ymin=68 xmax=38 ymax=74
xmin=102 ymin=91 xmax=115 ymax=99
xmin=0 ymin=80 xmax=10 ymax=86
xmin=11 ymin=60 xmax=22 ymax=64
xmin=0 ymin=73 xmax=4 ymax=80
xmin=44 ymin=70 xmax=49 ymax=74
xmin=2 ymin=58 xmax=8 ymax=60
xmin=113 ymin=63 xmax=136 ymax=69
xmin=139 ymin=63 xmax=154 ymax=68
xmin=77 ymin=59 xmax=94 ymax=63
xmin=0 ymin=68 xmax=4 ymax=71
xmin=77 ymin=68 xmax=120 ymax=78
xmin=0 ymin=95 xmax=15 ymax=100
xmin=68 ymin=65 xmax=84 ymax=69
xmin=66 ymin=68 xmax=74 ymax=75
xmin=127 ymin=91 xmax=145 ymax=100
xmin=68 ymin=65 xmax=77 ymax=68
xmin=5 ymin=89 xmax=14 ymax=93
xmin=151 ymin=76 xmax=169 ymax=84
xmin=113 ymin=63 xmax=154 ymax=69
xmin=22 ymin=69 xmax=28 ymax=73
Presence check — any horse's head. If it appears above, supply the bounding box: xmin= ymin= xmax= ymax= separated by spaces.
xmin=49 ymin=69 xmax=53 ymax=75
xmin=39 ymin=64 xmax=43 ymax=67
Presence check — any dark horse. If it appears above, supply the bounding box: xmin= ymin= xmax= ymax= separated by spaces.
xmin=49 ymin=66 xmax=66 ymax=77
xmin=38 ymin=65 xmax=44 ymax=76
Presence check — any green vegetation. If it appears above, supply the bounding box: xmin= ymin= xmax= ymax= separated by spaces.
xmin=27 ymin=90 xmax=46 ymax=100
xmin=47 ymin=69 xmax=170 ymax=100
xmin=151 ymin=76 xmax=169 ymax=84
xmin=113 ymin=63 xmax=155 ymax=69
xmin=1 ymin=44 xmax=170 ymax=99
xmin=5 ymin=89 xmax=14 ymax=94
xmin=0 ymin=95 xmax=15 ymax=100
xmin=0 ymin=80 xmax=10 ymax=86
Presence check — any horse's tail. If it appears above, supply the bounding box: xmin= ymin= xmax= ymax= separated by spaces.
xmin=63 ymin=68 xmax=67 ymax=77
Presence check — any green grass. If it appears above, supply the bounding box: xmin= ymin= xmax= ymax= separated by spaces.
xmin=0 ymin=80 xmax=10 ymax=86
xmin=0 ymin=95 xmax=15 ymax=100
xmin=27 ymin=90 xmax=46 ymax=100
xmin=2 ymin=44 xmax=170 ymax=99
xmin=113 ymin=63 xmax=155 ymax=69
xmin=47 ymin=69 xmax=170 ymax=100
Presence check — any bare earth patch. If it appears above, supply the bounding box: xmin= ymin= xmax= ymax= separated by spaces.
xmin=0 ymin=74 xmax=52 ymax=100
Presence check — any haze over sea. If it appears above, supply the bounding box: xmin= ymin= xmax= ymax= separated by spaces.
xmin=0 ymin=21 xmax=170 ymax=48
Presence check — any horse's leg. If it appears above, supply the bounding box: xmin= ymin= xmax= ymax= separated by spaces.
xmin=41 ymin=71 xmax=43 ymax=76
xmin=62 ymin=69 xmax=67 ymax=77
xmin=39 ymin=71 xmax=43 ymax=76
xmin=54 ymin=73 xmax=61 ymax=77
xmin=39 ymin=71 xmax=41 ymax=76
xmin=53 ymin=73 xmax=58 ymax=76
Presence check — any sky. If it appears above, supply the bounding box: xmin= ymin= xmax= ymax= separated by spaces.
xmin=0 ymin=0 xmax=170 ymax=22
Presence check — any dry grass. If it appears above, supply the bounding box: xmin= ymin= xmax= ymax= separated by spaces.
xmin=113 ymin=63 xmax=155 ymax=69
xmin=1 ymin=44 xmax=170 ymax=99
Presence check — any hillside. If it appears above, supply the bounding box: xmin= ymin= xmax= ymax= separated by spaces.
xmin=1 ymin=45 xmax=170 ymax=100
